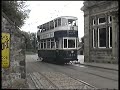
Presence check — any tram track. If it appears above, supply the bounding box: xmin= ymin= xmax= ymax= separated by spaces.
xmin=41 ymin=61 xmax=118 ymax=82
xmin=27 ymin=61 xmax=97 ymax=89
xmin=65 ymin=63 xmax=118 ymax=82
xmin=58 ymin=71 xmax=98 ymax=89
xmin=40 ymin=62 xmax=98 ymax=89
xmin=41 ymin=62 xmax=118 ymax=88
xmin=28 ymin=71 xmax=97 ymax=89
xmin=27 ymin=62 xmax=59 ymax=89
xmin=36 ymin=72 xmax=59 ymax=89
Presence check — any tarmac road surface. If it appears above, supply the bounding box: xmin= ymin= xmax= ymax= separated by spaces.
xmin=26 ymin=54 xmax=118 ymax=89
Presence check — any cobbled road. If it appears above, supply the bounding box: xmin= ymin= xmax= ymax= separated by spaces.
xmin=26 ymin=54 xmax=118 ymax=89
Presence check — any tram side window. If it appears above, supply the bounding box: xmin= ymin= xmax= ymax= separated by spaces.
xmin=51 ymin=39 xmax=55 ymax=48
xmin=46 ymin=22 xmax=49 ymax=30
xmin=41 ymin=41 xmax=43 ymax=49
xmin=72 ymin=21 xmax=76 ymax=26
xmin=39 ymin=43 xmax=40 ymax=49
xmin=50 ymin=21 xmax=54 ymax=30
xmin=64 ymin=39 xmax=67 ymax=48
xmin=58 ymin=18 xmax=61 ymax=26
xmin=55 ymin=19 xmax=57 ymax=27
xmin=39 ymin=25 xmax=43 ymax=32
xmin=68 ymin=39 xmax=75 ymax=48
xmin=37 ymin=35 xmax=40 ymax=41
xmin=68 ymin=19 xmax=73 ymax=26
xmin=43 ymin=40 xmax=46 ymax=48
xmin=56 ymin=41 xmax=59 ymax=48
xmin=51 ymin=42 xmax=55 ymax=48
xmin=47 ymin=40 xmax=50 ymax=48
xmin=43 ymin=24 xmax=46 ymax=31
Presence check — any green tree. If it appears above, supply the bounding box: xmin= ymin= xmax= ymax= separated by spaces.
xmin=29 ymin=33 xmax=37 ymax=52
xmin=2 ymin=1 xmax=30 ymax=28
xmin=21 ymin=31 xmax=37 ymax=52
xmin=21 ymin=31 xmax=33 ymax=51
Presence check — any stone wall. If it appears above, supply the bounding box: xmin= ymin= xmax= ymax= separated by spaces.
xmin=2 ymin=12 xmax=28 ymax=89
xmin=89 ymin=49 xmax=117 ymax=63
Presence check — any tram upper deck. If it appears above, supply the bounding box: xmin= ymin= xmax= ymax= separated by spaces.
xmin=37 ymin=16 xmax=78 ymax=40
xmin=37 ymin=16 xmax=78 ymax=33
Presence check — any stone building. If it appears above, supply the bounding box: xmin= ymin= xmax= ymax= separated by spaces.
xmin=81 ymin=1 xmax=119 ymax=63
xmin=2 ymin=12 xmax=28 ymax=89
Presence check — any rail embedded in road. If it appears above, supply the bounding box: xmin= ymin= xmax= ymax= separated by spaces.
xmin=27 ymin=72 xmax=97 ymax=89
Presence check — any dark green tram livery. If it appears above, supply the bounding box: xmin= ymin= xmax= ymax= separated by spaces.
xmin=37 ymin=16 xmax=78 ymax=64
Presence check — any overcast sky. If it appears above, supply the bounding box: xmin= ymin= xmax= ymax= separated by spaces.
xmin=21 ymin=1 xmax=84 ymax=39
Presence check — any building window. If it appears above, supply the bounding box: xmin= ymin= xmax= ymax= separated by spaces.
xmin=98 ymin=28 xmax=106 ymax=48
xmin=108 ymin=16 xmax=112 ymax=23
xmin=109 ymin=27 xmax=112 ymax=48
xmin=92 ymin=29 xmax=95 ymax=48
xmin=98 ymin=17 xmax=106 ymax=25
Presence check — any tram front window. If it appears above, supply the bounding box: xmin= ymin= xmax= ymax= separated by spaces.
xmin=68 ymin=19 xmax=77 ymax=26
xmin=68 ymin=39 xmax=75 ymax=48
xmin=63 ymin=38 xmax=76 ymax=48
xmin=64 ymin=39 xmax=67 ymax=48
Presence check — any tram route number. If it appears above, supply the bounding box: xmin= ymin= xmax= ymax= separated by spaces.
xmin=2 ymin=33 xmax=10 ymax=68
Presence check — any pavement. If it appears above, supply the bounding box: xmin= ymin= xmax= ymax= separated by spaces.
xmin=79 ymin=62 xmax=118 ymax=71
xmin=76 ymin=55 xmax=118 ymax=71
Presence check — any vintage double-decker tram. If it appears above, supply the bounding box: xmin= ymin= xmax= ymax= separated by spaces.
xmin=37 ymin=16 xmax=78 ymax=64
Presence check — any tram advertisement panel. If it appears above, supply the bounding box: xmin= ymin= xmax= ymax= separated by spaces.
xmin=2 ymin=33 xmax=10 ymax=68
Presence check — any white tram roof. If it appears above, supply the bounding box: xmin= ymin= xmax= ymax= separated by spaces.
xmin=38 ymin=16 xmax=78 ymax=27
xmin=55 ymin=16 xmax=78 ymax=20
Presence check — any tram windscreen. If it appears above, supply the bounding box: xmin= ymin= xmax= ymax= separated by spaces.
xmin=63 ymin=38 xmax=76 ymax=48
xmin=64 ymin=39 xmax=67 ymax=48
xmin=68 ymin=19 xmax=77 ymax=26
xmin=68 ymin=39 xmax=75 ymax=48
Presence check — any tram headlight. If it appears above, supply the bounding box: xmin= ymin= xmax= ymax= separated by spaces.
xmin=71 ymin=50 xmax=74 ymax=53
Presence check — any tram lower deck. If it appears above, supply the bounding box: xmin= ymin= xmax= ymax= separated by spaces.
xmin=38 ymin=49 xmax=78 ymax=64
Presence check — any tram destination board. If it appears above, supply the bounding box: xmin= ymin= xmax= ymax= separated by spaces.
xmin=2 ymin=33 xmax=10 ymax=68
xmin=54 ymin=30 xmax=78 ymax=38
